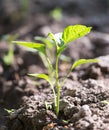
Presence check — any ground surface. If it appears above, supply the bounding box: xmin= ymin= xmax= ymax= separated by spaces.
xmin=1 ymin=1 xmax=109 ymax=130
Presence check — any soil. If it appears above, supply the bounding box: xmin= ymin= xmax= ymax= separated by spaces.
xmin=1 ymin=1 xmax=109 ymax=130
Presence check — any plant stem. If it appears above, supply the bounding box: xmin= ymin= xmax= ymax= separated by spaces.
xmin=55 ymin=54 xmax=60 ymax=117
xmin=56 ymin=84 xmax=60 ymax=116
xmin=56 ymin=55 xmax=59 ymax=87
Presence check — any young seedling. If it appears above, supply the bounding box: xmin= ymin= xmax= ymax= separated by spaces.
xmin=50 ymin=7 xmax=63 ymax=21
xmin=3 ymin=34 xmax=18 ymax=65
xmin=13 ymin=25 xmax=98 ymax=117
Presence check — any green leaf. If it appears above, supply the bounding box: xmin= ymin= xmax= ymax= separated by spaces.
xmin=13 ymin=41 xmax=46 ymax=54
xmin=62 ymin=25 xmax=92 ymax=44
xmin=28 ymin=73 xmax=51 ymax=83
xmin=72 ymin=59 xmax=98 ymax=70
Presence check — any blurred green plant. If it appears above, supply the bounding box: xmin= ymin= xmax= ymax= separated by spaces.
xmin=50 ymin=7 xmax=63 ymax=21
xmin=3 ymin=34 xmax=18 ymax=65
xmin=13 ymin=25 xmax=98 ymax=117
xmin=20 ymin=0 xmax=29 ymax=17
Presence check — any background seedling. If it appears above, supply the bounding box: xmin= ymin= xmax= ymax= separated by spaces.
xmin=50 ymin=7 xmax=63 ymax=21
xmin=13 ymin=25 xmax=98 ymax=117
xmin=20 ymin=0 xmax=29 ymax=17
xmin=3 ymin=34 xmax=18 ymax=66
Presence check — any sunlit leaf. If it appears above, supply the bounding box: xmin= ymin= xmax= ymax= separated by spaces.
xmin=13 ymin=41 xmax=46 ymax=54
xmin=62 ymin=25 xmax=92 ymax=44
xmin=72 ymin=59 xmax=98 ymax=70
xmin=28 ymin=73 xmax=51 ymax=83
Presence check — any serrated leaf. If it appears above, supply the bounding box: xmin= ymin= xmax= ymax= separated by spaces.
xmin=72 ymin=59 xmax=98 ymax=70
xmin=28 ymin=73 xmax=51 ymax=83
xmin=62 ymin=25 xmax=92 ymax=44
xmin=13 ymin=41 xmax=46 ymax=54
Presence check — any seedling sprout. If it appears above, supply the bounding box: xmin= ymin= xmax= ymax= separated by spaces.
xmin=13 ymin=25 xmax=98 ymax=117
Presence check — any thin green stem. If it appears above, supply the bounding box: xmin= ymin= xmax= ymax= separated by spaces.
xmin=56 ymin=84 xmax=61 ymax=116
xmin=55 ymin=54 xmax=60 ymax=116
xmin=55 ymin=55 xmax=59 ymax=86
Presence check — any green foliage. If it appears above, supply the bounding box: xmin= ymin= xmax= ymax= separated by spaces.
xmin=72 ymin=59 xmax=98 ymax=70
xmin=13 ymin=41 xmax=46 ymax=54
xmin=50 ymin=7 xmax=62 ymax=21
xmin=13 ymin=24 xmax=98 ymax=117
xmin=28 ymin=73 xmax=51 ymax=84
xmin=62 ymin=25 xmax=92 ymax=44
